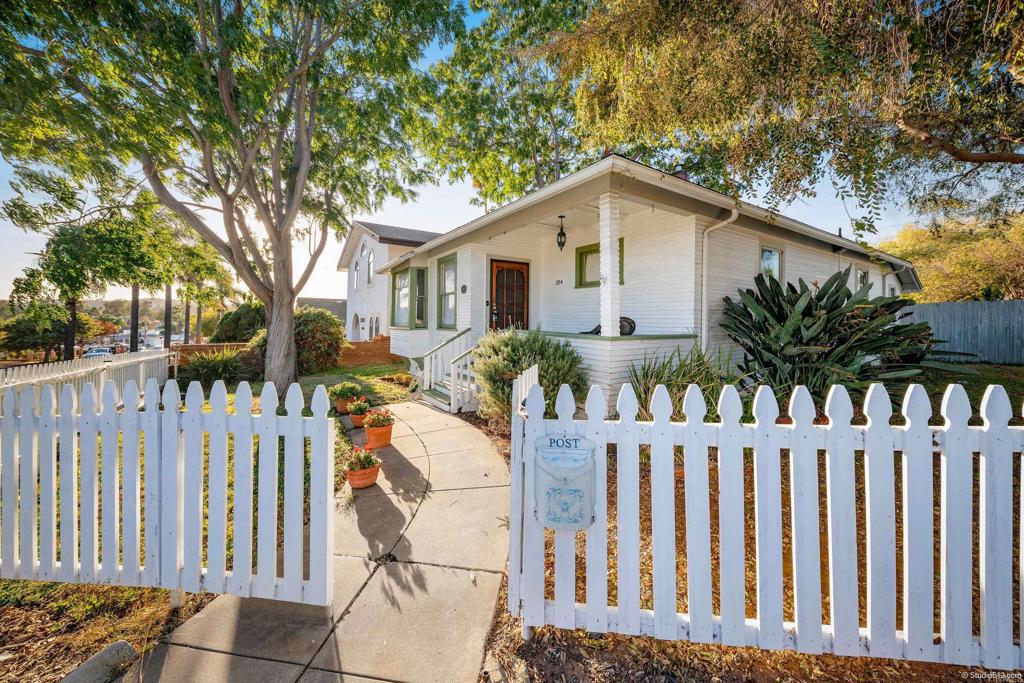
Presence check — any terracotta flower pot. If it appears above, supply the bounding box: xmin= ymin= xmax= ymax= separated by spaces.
xmin=347 ymin=464 xmax=380 ymax=489
xmin=351 ymin=413 xmax=366 ymax=428
xmin=365 ymin=424 xmax=393 ymax=449
xmin=334 ymin=397 xmax=351 ymax=415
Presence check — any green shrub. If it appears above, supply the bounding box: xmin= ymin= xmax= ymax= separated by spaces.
xmin=177 ymin=349 xmax=245 ymax=391
xmin=210 ymin=301 xmax=266 ymax=342
xmin=472 ymin=329 xmax=588 ymax=427
xmin=628 ymin=345 xmax=746 ymax=421
xmin=720 ymin=268 xmax=971 ymax=406
xmin=348 ymin=399 xmax=370 ymax=415
xmin=328 ymin=381 xmax=362 ymax=400
xmin=248 ymin=306 xmax=348 ymax=376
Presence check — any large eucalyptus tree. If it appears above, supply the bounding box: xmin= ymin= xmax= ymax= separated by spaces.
xmin=0 ymin=0 xmax=457 ymax=389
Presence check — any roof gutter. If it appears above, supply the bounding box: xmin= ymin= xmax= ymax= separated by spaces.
xmin=700 ymin=207 xmax=740 ymax=348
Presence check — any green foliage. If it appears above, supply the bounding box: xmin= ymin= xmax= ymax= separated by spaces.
xmin=328 ymin=381 xmax=362 ymax=401
xmin=879 ymin=217 xmax=1024 ymax=302
xmin=421 ymin=0 xmax=669 ymax=208
xmin=346 ymin=445 xmax=380 ymax=471
xmin=556 ymin=0 xmax=1024 ymax=229
xmin=0 ymin=0 xmax=460 ymax=386
xmin=472 ymin=329 xmax=588 ymax=426
xmin=362 ymin=408 xmax=395 ymax=428
xmin=177 ymin=350 xmax=245 ymax=391
xmin=348 ymin=399 xmax=370 ymax=415
xmin=720 ymin=268 xmax=971 ymax=405
xmin=628 ymin=345 xmax=745 ymax=421
xmin=248 ymin=306 xmax=348 ymax=376
xmin=0 ymin=303 xmax=101 ymax=358
xmin=210 ymin=301 xmax=266 ymax=343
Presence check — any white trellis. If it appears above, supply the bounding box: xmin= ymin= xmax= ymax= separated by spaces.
xmin=0 ymin=379 xmax=335 ymax=606
xmin=509 ymin=371 xmax=1024 ymax=670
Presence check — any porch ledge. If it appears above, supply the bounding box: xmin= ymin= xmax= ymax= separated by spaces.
xmin=530 ymin=331 xmax=697 ymax=341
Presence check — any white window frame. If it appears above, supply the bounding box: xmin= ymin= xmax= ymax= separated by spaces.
xmin=353 ymin=261 xmax=360 ymax=291
xmin=758 ymin=243 xmax=784 ymax=280
xmin=367 ymin=250 xmax=374 ymax=286
xmin=855 ymin=267 xmax=869 ymax=289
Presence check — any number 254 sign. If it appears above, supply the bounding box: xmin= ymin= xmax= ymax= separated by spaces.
xmin=533 ymin=434 xmax=596 ymax=530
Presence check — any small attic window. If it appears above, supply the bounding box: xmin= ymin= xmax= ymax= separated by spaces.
xmin=359 ymin=244 xmax=367 ymax=257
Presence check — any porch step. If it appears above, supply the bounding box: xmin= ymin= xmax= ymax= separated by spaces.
xmin=421 ymin=388 xmax=451 ymax=411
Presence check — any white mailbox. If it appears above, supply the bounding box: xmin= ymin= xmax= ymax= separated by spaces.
xmin=534 ymin=433 xmax=596 ymax=530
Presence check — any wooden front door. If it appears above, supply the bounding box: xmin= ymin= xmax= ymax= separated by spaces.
xmin=490 ymin=260 xmax=529 ymax=330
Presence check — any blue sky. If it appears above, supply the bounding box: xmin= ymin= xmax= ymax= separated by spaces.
xmin=0 ymin=6 xmax=918 ymax=302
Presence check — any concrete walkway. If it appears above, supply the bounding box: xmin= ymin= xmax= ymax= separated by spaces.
xmin=120 ymin=402 xmax=509 ymax=683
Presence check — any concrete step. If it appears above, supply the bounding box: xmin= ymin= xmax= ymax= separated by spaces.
xmin=421 ymin=388 xmax=451 ymax=412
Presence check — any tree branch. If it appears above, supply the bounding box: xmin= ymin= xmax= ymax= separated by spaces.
xmin=897 ymin=115 xmax=1024 ymax=164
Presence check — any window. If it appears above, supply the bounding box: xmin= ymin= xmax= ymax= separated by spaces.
xmin=353 ymin=262 xmax=360 ymax=290
xmin=575 ymin=238 xmax=624 ymax=288
xmin=759 ymin=246 xmax=782 ymax=279
xmin=392 ymin=268 xmax=427 ymax=329
xmin=359 ymin=243 xmax=366 ymax=257
xmin=888 ymin=285 xmax=898 ymax=297
xmin=437 ymin=254 xmax=457 ymax=329
xmin=391 ymin=270 xmax=410 ymax=327
xmin=855 ymin=268 xmax=869 ymax=289
xmin=412 ymin=268 xmax=427 ymax=328
xmin=366 ymin=251 xmax=374 ymax=286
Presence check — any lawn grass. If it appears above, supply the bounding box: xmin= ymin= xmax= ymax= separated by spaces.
xmin=0 ymin=359 xmax=412 ymax=682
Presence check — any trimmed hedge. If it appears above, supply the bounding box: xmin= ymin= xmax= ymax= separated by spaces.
xmin=210 ymin=301 xmax=266 ymax=342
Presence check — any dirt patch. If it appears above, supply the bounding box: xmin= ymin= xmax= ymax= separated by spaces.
xmin=0 ymin=582 xmax=209 ymax=682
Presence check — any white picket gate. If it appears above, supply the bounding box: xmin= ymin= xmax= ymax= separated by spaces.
xmin=0 ymin=378 xmax=335 ymax=606
xmin=509 ymin=371 xmax=1024 ymax=670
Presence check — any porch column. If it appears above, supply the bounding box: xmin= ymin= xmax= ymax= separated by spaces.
xmin=599 ymin=191 xmax=621 ymax=337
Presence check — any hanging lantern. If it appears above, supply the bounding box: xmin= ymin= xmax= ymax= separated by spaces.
xmin=556 ymin=215 xmax=567 ymax=251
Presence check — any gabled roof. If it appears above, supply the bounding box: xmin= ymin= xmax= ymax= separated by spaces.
xmin=337 ymin=221 xmax=442 ymax=270
xmin=378 ymin=154 xmax=923 ymax=292
xmin=353 ymin=221 xmax=442 ymax=246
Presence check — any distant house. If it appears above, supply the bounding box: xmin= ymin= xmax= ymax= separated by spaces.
xmin=370 ymin=155 xmax=922 ymax=412
xmin=337 ymin=221 xmax=441 ymax=342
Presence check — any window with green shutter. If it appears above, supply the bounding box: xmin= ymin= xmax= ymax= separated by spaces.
xmin=437 ymin=254 xmax=457 ymax=329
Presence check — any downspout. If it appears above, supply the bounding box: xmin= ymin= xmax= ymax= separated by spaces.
xmin=700 ymin=208 xmax=740 ymax=349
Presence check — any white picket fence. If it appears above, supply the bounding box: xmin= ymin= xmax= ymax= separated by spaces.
xmin=0 ymin=349 xmax=171 ymax=408
xmin=509 ymin=372 xmax=1024 ymax=670
xmin=0 ymin=379 xmax=335 ymax=606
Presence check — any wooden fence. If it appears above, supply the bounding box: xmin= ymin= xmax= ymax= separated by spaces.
xmin=509 ymin=374 xmax=1023 ymax=670
xmin=0 ymin=379 xmax=335 ymax=606
xmin=0 ymin=349 xmax=171 ymax=408
xmin=903 ymin=300 xmax=1024 ymax=364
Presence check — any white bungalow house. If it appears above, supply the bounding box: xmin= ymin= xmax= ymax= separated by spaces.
xmin=337 ymin=221 xmax=441 ymax=342
xmin=371 ymin=155 xmax=921 ymax=412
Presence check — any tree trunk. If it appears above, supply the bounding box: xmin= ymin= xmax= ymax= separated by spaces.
xmin=163 ymin=284 xmax=172 ymax=348
xmin=63 ymin=299 xmax=77 ymax=361
xmin=183 ymin=299 xmax=191 ymax=345
xmin=263 ymin=293 xmax=298 ymax=395
xmin=130 ymin=284 xmax=140 ymax=352
xmin=195 ymin=304 xmax=203 ymax=344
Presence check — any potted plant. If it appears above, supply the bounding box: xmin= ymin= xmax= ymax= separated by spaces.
xmin=328 ymin=381 xmax=362 ymax=414
xmin=349 ymin=399 xmax=370 ymax=427
xmin=363 ymin=408 xmax=395 ymax=449
xmin=346 ymin=446 xmax=381 ymax=489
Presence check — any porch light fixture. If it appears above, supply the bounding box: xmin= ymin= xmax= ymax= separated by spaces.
xmin=556 ymin=215 xmax=567 ymax=251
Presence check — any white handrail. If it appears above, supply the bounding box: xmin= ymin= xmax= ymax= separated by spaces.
xmin=449 ymin=345 xmax=479 ymax=413
xmin=420 ymin=328 xmax=471 ymax=399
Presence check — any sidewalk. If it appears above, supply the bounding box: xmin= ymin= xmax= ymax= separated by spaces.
xmin=119 ymin=402 xmax=510 ymax=683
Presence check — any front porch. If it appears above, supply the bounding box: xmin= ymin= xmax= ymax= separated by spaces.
xmin=389 ymin=189 xmax=702 ymax=411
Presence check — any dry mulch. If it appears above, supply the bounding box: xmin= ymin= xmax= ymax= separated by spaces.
xmin=464 ymin=412 xmax=1003 ymax=683
xmin=0 ymin=583 xmax=210 ymax=682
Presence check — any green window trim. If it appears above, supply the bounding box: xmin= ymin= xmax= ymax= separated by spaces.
xmin=436 ymin=254 xmax=458 ymax=329
xmin=575 ymin=237 xmax=624 ymax=288
xmin=390 ymin=267 xmax=427 ymax=329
